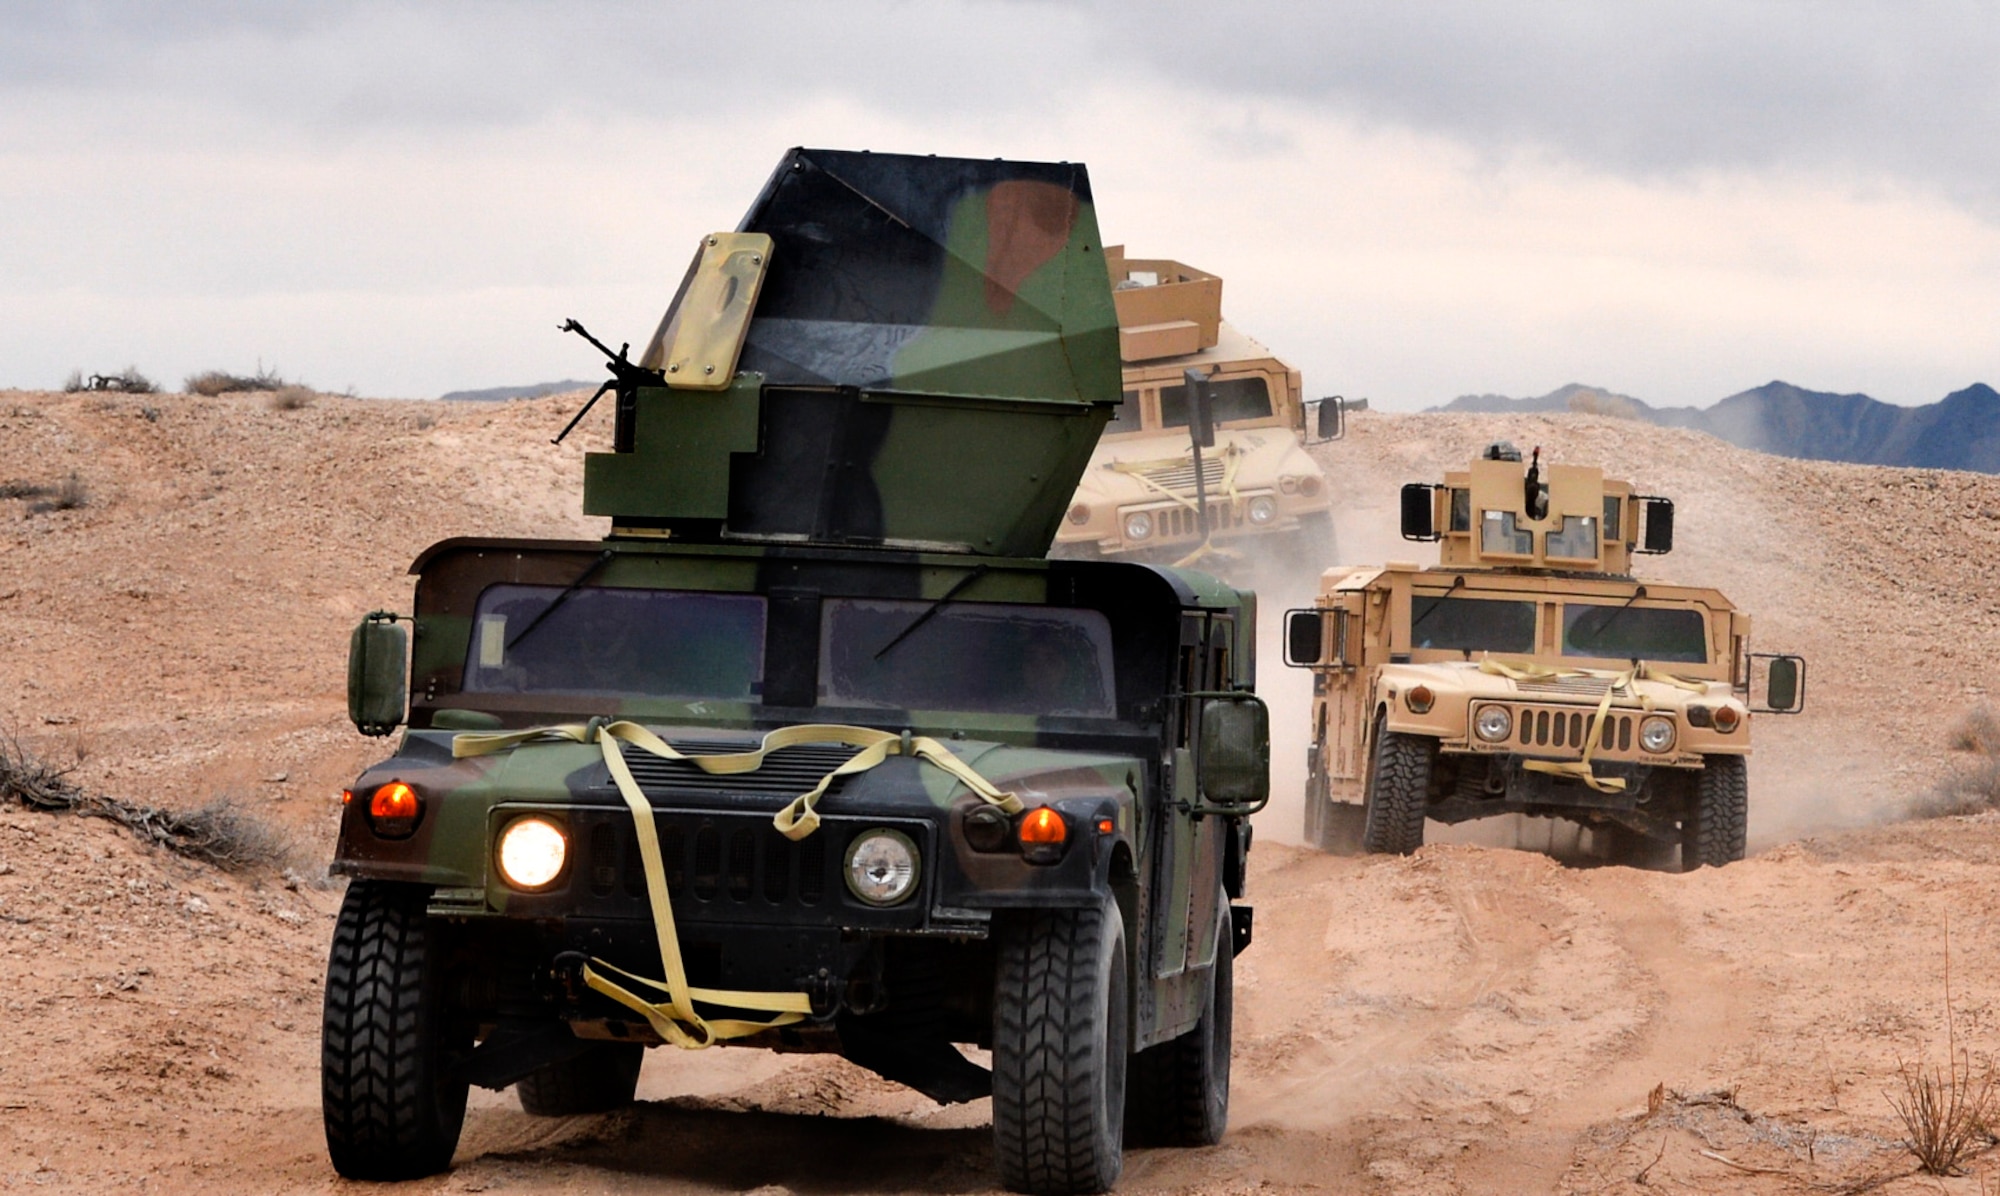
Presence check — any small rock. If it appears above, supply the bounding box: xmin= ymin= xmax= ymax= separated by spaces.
xmin=182 ymin=896 xmax=210 ymax=915
xmin=0 ymin=861 xmax=13 ymax=875
xmin=264 ymin=772 xmax=289 ymax=784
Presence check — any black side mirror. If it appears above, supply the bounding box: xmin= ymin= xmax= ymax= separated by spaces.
xmin=1306 ymin=396 xmax=1344 ymax=443
xmin=348 ymin=611 xmax=409 ymax=737
xmin=1284 ymin=609 xmax=1323 ymax=667
xmin=1754 ymin=654 xmax=1805 ymax=713
xmin=1401 ymin=483 xmax=1441 ymax=541
xmin=1637 ymin=496 xmax=1675 ymax=554
xmin=1184 ymin=367 xmax=1215 ymax=448
xmin=1196 ymin=693 xmax=1270 ymax=815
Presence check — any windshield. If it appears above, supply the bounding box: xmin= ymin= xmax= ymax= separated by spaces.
xmin=1106 ymin=390 xmax=1144 ymax=434
xmin=461 ymin=585 xmax=765 ymax=699
xmin=821 ymin=598 xmax=1116 ymax=716
xmin=1562 ymin=604 xmax=1707 ymax=663
xmin=1160 ymin=376 xmax=1273 ymax=427
xmin=1409 ymin=595 xmax=1536 ymax=653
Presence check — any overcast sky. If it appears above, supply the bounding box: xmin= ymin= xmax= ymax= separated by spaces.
xmin=5 ymin=1 xmax=1999 ymax=409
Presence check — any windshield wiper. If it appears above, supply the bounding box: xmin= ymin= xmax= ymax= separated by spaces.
xmin=1406 ymin=575 xmax=1465 ymax=639
xmin=506 ymin=548 xmax=616 ymax=652
xmin=874 ymin=565 xmax=991 ymax=661
xmin=1571 ymin=585 xmax=1647 ymax=653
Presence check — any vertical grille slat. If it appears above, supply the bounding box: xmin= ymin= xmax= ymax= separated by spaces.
xmin=726 ymin=829 xmax=755 ymax=902
xmin=762 ymin=830 xmax=790 ymax=904
xmin=692 ymin=826 xmax=721 ymax=901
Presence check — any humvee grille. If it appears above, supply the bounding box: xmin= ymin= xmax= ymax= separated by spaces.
xmin=1514 ymin=705 xmax=1636 ymax=754
xmin=1148 ymin=500 xmax=1250 ymax=543
xmin=1513 ymin=675 xmax=1629 ymax=698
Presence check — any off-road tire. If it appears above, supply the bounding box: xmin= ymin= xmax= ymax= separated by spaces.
xmin=1361 ymin=716 xmax=1433 ymax=855
xmin=1125 ymin=906 xmax=1232 ymax=1148
xmin=517 ymin=1042 xmax=645 ymax=1116
xmin=992 ymin=897 xmax=1130 ymax=1195
xmin=322 ymin=881 xmax=469 ymax=1181
xmin=1682 ymin=755 xmax=1748 ymax=870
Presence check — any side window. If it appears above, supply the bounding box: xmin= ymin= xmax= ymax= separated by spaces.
xmin=1106 ymin=389 xmax=1144 ymax=434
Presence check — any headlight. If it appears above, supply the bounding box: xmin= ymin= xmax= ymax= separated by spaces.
xmin=1123 ymin=511 xmax=1153 ymax=541
xmin=1639 ymin=716 xmax=1676 ymax=754
xmin=1247 ymin=497 xmax=1278 ymax=525
xmin=1474 ymin=705 xmax=1513 ymax=743
xmin=497 ymin=816 xmax=568 ymax=890
xmin=844 ymin=829 xmax=920 ymax=906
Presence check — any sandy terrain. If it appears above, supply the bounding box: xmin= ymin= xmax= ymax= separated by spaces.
xmin=4 ymin=390 xmax=2000 ymax=1193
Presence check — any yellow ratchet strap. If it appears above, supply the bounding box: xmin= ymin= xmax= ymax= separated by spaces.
xmin=451 ymin=720 xmax=1023 ymax=1047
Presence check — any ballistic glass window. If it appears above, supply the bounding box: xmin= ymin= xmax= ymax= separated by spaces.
xmin=1161 ymin=376 xmax=1272 ymax=427
xmin=820 ymin=599 xmax=1116 ymax=717
xmin=1480 ymin=510 xmax=1533 ymax=555
xmin=1107 ymin=389 xmax=1145 ymax=434
xmin=1449 ymin=488 xmax=1472 ymax=533
xmin=1561 ymin=604 xmax=1707 ymax=663
xmin=1602 ymin=495 xmax=1622 ymax=541
xmin=1545 ymin=515 xmax=1599 ymax=561
xmin=1408 ymin=596 xmax=1536 ymax=653
xmin=462 ymin=586 xmax=765 ymax=699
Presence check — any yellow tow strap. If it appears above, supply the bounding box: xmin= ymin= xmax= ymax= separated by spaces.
xmin=452 ymin=720 xmax=1023 ymax=1047
xmin=1475 ymin=657 xmax=1713 ymax=793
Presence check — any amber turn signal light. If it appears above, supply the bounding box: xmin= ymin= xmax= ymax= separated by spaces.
xmin=368 ymin=780 xmax=422 ymax=838
xmin=1712 ymin=705 xmax=1742 ymax=734
xmin=1019 ymin=807 xmax=1067 ymax=846
xmin=1406 ymin=685 xmax=1435 ymax=714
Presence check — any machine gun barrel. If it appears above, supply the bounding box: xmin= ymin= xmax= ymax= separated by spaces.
xmin=551 ymin=318 xmax=667 ymax=446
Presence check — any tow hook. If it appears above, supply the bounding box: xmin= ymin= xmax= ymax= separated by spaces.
xmin=551 ymin=950 xmax=591 ymax=1003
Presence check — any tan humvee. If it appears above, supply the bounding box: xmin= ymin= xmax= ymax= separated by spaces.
xmin=1053 ymin=250 xmax=1341 ymax=567
xmin=1282 ymin=443 xmax=1804 ymax=869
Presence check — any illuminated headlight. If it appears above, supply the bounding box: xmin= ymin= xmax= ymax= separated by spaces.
xmin=1247 ymin=497 xmax=1278 ymax=525
xmin=844 ymin=829 xmax=920 ymax=906
xmin=1639 ymin=716 xmax=1676 ymax=754
xmin=1474 ymin=705 xmax=1513 ymax=743
xmin=497 ymin=816 xmax=568 ymax=890
xmin=1123 ymin=511 xmax=1153 ymax=541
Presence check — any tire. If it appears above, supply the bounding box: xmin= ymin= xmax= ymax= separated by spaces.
xmin=1682 ymin=755 xmax=1748 ymax=870
xmin=517 ymin=1042 xmax=645 ymax=1116
xmin=992 ymin=897 xmax=1130 ymax=1195
xmin=322 ymin=881 xmax=470 ymax=1181
xmin=1361 ymin=715 xmax=1433 ymax=855
xmin=1294 ymin=509 xmax=1339 ymax=562
xmin=1125 ymin=907 xmax=1232 ymax=1148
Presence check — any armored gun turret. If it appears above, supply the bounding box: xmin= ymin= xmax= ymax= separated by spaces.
xmin=1283 ymin=443 xmax=1806 ymax=870
xmin=327 ymin=148 xmax=1267 ymax=1196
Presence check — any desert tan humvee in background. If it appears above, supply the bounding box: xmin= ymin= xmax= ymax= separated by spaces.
xmin=1283 ymin=443 xmax=1805 ymax=870
xmin=1052 ymin=250 xmax=1342 ymax=568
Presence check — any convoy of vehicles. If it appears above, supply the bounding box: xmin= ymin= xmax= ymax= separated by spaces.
xmin=1052 ymin=251 xmax=1341 ymax=571
xmin=324 ymin=148 xmax=1266 ymax=1196
xmin=1284 ymin=443 xmax=1803 ymax=869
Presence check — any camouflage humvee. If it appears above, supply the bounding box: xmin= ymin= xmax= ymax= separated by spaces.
xmin=1052 ymin=251 xmax=1341 ymax=571
xmin=1283 ymin=443 xmax=1804 ymax=869
xmin=322 ymin=149 xmax=1268 ymax=1196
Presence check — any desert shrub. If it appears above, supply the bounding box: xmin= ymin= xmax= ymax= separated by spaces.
xmin=25 ymin=471 xmax=88 ymax=515
xmin=1890 ymin=1049 xmax=1996 ymax=1175
xmin=0 ymin=733 xmax=291 ymax=873
xmin=0 ymin=480 xmax=50 ymax=500
xmin=267 ymin=385 xmax=315 ymax=411
xmin=184 ymin=366 xmax=290 ymax=396
xmin=1913 ymin=705 xmax=2000 ymax=819
xmin=62 ymin=370 xmax=84 ymax=393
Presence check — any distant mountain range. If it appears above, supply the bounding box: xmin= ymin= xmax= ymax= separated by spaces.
xmin=1433 ymin=381 xmax=2000 ymax=473
xmin=438 ymin=380 xmax=593 ymax=402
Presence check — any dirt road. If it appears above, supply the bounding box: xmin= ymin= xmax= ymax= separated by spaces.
xmin=3 ymin=391 xmax=1998 ymax=1193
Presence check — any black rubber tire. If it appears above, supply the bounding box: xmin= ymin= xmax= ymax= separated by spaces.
xmin=517 ymin=1042 xmax=645 ymax=1116
xmin=1682 ymin=755 xmax=1748 ymax=870
xmin=992 ymin=897 xmax=1130 ymax=1195
xmin=1361 ymin=716 xmax=1433 ymax=855
xmin=322 ymin=881 xmax=470 ymax=1181
xmin=1125 ymin=907 xmax=1232 ymax=1148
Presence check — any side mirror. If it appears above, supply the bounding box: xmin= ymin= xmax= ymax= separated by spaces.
xmin=1184 ymin=367 xmax=1216 ymax=449
xmin=1284 ymin=609 xmax=1323 ymax=667
xmin=1401 ymin=483 xmax=1441 ymax=541
xmin=348 ymin=612 xmax=409 ymax=737
xmin=1196 ymin=693 xmax=1270 ymax=815
xmin=1637 ymin=496 xmax=1675 ymax=554
xmin=1753 ymin=654 xmax=1805 ymax=714
xmin=1305 ymin=396 xmax=1344 ymax=444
